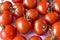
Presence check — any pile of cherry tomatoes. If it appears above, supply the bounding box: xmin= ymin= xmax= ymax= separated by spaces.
xmin=0 ymin=0 xmax=60 ymax=40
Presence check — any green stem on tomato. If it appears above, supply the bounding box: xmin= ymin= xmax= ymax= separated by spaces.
xmin=1 ymin=25 xmax=5 ymax=31
xmin=0 ymin=12 xmax=2 ymax=14
xmin=24 ymin=13 xmax=30 ymax=21
xmin=47 ymin=0 xmax=53 ymax=13
xmin=51 ymin=34 xmax=56 ymax=40
xmin=12 ymin=8 xmax=15 ymax=12
xmin=48 ymin=0 xmax=53 ymax=4
xmin=47 ymin=5 xmax=53 ymax=13
xmin=42 ymin=26 xmax=47 ymax=31
xmin=49 ymin=28 xmax=56 ymax=40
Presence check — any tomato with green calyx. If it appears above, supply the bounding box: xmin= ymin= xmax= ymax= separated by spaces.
xmin=16 ymin=17 xmax=32 ymax=34
xmin=36 ymin=1 xmax=49 ymax=15
xmin=26 ymin=9 xmax=39 ymax=21
xmin=34 ymin=19 xmax=48 ymax=35
xmin=0 ymin=24 xmax=17 ymax=40
xmin=0 ymin=1 xmax=12 ymax=11
xmin=12 ymin=3 xmax=25 ymax=18
xmin=44 ymin=12 xmax=59 ymax=24
xmin=0 ymin=11 xmax=13 ymax=25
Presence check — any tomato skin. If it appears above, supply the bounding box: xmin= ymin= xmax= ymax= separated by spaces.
xmin=12 ymin=4 xmax=25 ymax=18
xmin=0 ymin=4 xmax=1 ymax=11
xmin=26 ymin=9 xmax=38 ymax=21
xmin=29 ymin=36 xmax=42 ymax=40
xmin=53 ymin=0 xmax=60 ymax=1
xmin=34 ymin=19 xmax=48 ymax=35
xmin=0 ymin=25 xmax=17 ymax=40
xmin=57 ymin=37 xmax=60 ymax=40
xmin=13 ymin=36 xmax=26 ymax=40
xmin=0 ymin=11 xmax=13 ymax=25
xmin=45 ymin=36 xmax=51 ymax=40
xmin=53 ymin=1 xmax=60 ymax=14
xmin=45 ymin=36 xmax=57 ymax=40
xmin=16 ymin=17 xmax=32 ymax=34
xmin=0 ymin=1 xmax=12 ymax=11
xmin=41 ymin=0 xmax=48 ymax=2
xmin=36 ymin=1 xmax=49 ymax=15
xmin=23 ymin=0 xmax=37 ymax=8
xmin=45 ymin=36 xmax=58 ymax=40
xmin=12 ymin=0 xmax=23 ymax=3
xmin=51 ymin=22 xmax=60 ymax=37
xmin=44 ymin=12 xmax=59 ymax=24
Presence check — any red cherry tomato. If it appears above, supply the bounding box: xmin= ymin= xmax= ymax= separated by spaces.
xmin=0 ymin=25 xmax=17 ymax=40
xmin=12 ymin=3 xmax=25 ymax=18
xmin=29 ymin=36 xmax=42 ymax=40
xmin=34 ymin=19 xmax=48 ymax=35
xmin=26 ymin=9 xmax=38 ymax=21
xmin=23 ymin=0 xmax=37 ymax=8
xmin=0 ymin=11 xmax=13 ymax=25
xmin=0 ymin=1 xmax=12 ymax=11
xmin=12 ymin=0 xmax=23 ymax=3
xmin=44 ymin=12 xmax=59 ymax=24
xmin=53 ymin=1 xmax=60 ymax=14
xmin=13 ymin=36 xmax=26 ymax=40
xmin=36 ymin=1 xmax=49 ymax=15
xmin=51 ymin=22 xmax=60 ymax=37
xmin=16 ymin=17 xmax=32 ymax=34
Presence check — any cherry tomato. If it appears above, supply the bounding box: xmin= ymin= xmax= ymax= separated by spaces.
xmin=44 ymin=12 xmax=59 ymax=24
xmin=12 ymin=0 xmax=23 ymax=3
xmin=26 ymin=9 xmax=38 ymax=21
xmin=36 ymin=1 xmax=49 ymax=15
xmin=13 ymin=36 xmax=26 ymax=40
xmin=0 ymin=11 xmax=13 ymax=25
xmin=23 ymin=0 xmax=37 ymax=8
xmin=12 ymin=3 xmax=25 ymax=18
xmin=16 ymin=17 xmax=32 ymax=34
xmin=0 ymin=1 xmax=12 ymax=11
xmin=29 ymin=36 xmax=42 ymax=40
xmin=0 ymin=24 xmax=17 ymax=40
xmin=34 ymin=19 xmax=48 ymax=35
xmin=53 ymin=1 xmax=60 ymax=14
xmin=51 ymin=22 xmax=60 ymax=37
